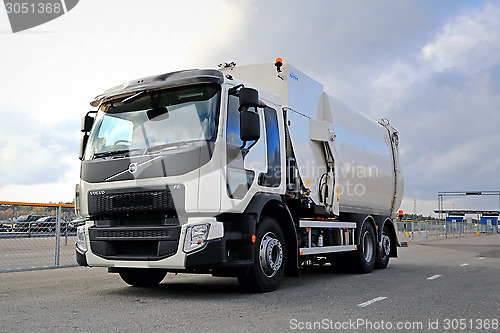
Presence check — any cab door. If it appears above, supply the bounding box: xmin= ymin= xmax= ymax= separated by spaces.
xmin=224 ymin=93 xmax=265 ymax=201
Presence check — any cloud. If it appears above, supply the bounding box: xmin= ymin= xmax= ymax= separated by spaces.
xmin=421 ymin=2 xmax=500 ymax=75
xmin=365 ymin=1 xmax=500 ymax=206
xmin=372 ymin=2 xmax=500 ymax=107
xmin=0 ymin=108 xmax=79 ymax=188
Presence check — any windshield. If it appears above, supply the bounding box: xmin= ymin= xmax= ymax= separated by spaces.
xmin=84 ymin=84 xmax=220 ymax=160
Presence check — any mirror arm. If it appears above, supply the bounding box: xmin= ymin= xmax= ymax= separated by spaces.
xmin=229 ymin=84 xmax=244 ymax=96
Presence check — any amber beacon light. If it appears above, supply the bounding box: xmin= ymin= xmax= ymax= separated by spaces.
xmin=275 ymin=58 xmax=283 ymax=72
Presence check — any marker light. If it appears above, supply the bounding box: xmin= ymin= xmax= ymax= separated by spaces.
xmin=275 ymin=58 xmax=283 ymax=72
xmin=75 ymin=184 xmax=80 ymax=216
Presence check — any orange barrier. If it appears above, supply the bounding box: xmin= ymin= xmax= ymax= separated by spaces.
xmin=0 ymin=201 xmax=74 ymax=208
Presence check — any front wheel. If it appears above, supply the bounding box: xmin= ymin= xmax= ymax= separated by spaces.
xmin=237 ymin=217 xmax=286 ymax=292
xmin=118 ymin=268 xmax=167 ymax=287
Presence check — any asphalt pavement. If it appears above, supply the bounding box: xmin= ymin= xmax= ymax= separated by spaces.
xmin=0 ymin=234 xmax=499 ymax=332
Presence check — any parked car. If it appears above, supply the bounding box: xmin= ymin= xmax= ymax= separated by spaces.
xmin=32 ymin=216 xmax=69 ymax=233
xmin=14 ymin=214 xmax=45 ymax=232
xmin=0 ymin=222 xmax=13 ymax=232
xmin=69 ymin=217 xmax=88 ymax=232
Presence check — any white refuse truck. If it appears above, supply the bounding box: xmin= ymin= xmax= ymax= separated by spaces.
xmin=75 ymin=59 xmax=403 ymax=292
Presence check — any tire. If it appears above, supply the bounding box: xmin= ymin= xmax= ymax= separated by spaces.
xmin=353 ymin=221 xmax=376 ymax=273
xmin=237 ymin=217 xmax=286 ymax=292
xmin=118 ymin=268 xmax=167 ymax=287
xmin=375 ymin=223 xmax=391 ymax=269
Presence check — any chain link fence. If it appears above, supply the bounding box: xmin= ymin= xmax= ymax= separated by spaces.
xmin=396 ymin=219 xmax=499 ymax=242
xmin=2 ymin=201 xmax=499 ymax=272
xmin=0 ymin=201 xmax=79 ymax=273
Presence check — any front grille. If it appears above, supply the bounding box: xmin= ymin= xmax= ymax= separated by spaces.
xmin=95 ymin=229 xmax=168 ymax=239
xmin=97 ymin=190 xmax=173 ymax=213
xmin=89 ymin=226 xmax=181 ymax=241
xmin=88 ymin=225 xmax=181 ymax=260
xmin=87 ymin=186 xmax=184 ymax=217
xmin=87 ymin=186 xmax=184 ymax=260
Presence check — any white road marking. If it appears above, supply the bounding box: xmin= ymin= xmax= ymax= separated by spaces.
xmin=427 ymin=274 xmax=442 ymax=280
xmin=357 ymin=296 xmax=387 ymax=308
xmin=478 ymin=257 xmax=485 ymax=260
xmin=460 ymin=263 xmax=469 ymax=266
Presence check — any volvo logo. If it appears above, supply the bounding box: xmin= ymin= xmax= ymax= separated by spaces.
xmin=89 ymin=190 xmax=105 ymax=196
xmin=128 ymin=162 xmax=138 ymax=174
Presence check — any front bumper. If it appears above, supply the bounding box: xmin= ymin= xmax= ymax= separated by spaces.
xmin=76 ymin=247 xmax=88 ymax=266
xmin=76 ymin=218 xmax=254 ymax=272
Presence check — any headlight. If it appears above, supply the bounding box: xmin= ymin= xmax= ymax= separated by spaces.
xmin=76 ymin=225 xmax=88 ymax=253
xmin=183 ymin=224 xmax=210 ymax=253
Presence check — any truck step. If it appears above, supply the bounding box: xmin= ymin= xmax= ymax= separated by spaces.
xmin=220 ymin=259 xmax=253 ymax=267
xmin=299 ymin=220 xmax=356 ymax=229
xmin=299 ymin=245 xmax=356 ymax=256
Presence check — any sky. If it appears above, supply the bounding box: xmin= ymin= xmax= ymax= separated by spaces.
xmin=0 ymin=0 xmax=499 ymax=216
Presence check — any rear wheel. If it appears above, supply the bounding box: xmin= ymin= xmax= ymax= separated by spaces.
xmin=118 ymin=268 xmax=167 ymax=287
xmin=237 ymin=217 xmax=286 ymax=292
xmin=353 ymin=222 xmax=376 ymax=273
xmin=375 ymin=223 xmax=391 ymax=269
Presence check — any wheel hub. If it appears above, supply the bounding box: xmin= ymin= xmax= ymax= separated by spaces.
xmin=381 ymin=233 xmax=391 ymax=257
xmin=259 ymin=232 xmax=283 ymax=278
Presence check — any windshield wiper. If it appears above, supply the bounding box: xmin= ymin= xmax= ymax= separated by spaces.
xmin=144 ymin=141 xmax=200 ymax=155
xmin=93 ymin=148 xmax=142 ymax=159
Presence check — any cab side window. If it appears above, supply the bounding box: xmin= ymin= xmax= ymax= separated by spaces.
xmin=259 ymin=107 xmax=281 ymax=187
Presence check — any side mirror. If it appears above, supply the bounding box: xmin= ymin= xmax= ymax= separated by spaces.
xmin=81 ymin=114 xmax=95 ymax=132
xmin=239 ymin=88 xmax=264 ymax=142
xmin=239 ymin=88 xmax=266 ymax=110
xmin=80 ymin=111 xmax=97 ymax=160
xmin=240 ymin=110 xmax=260 ymax=142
